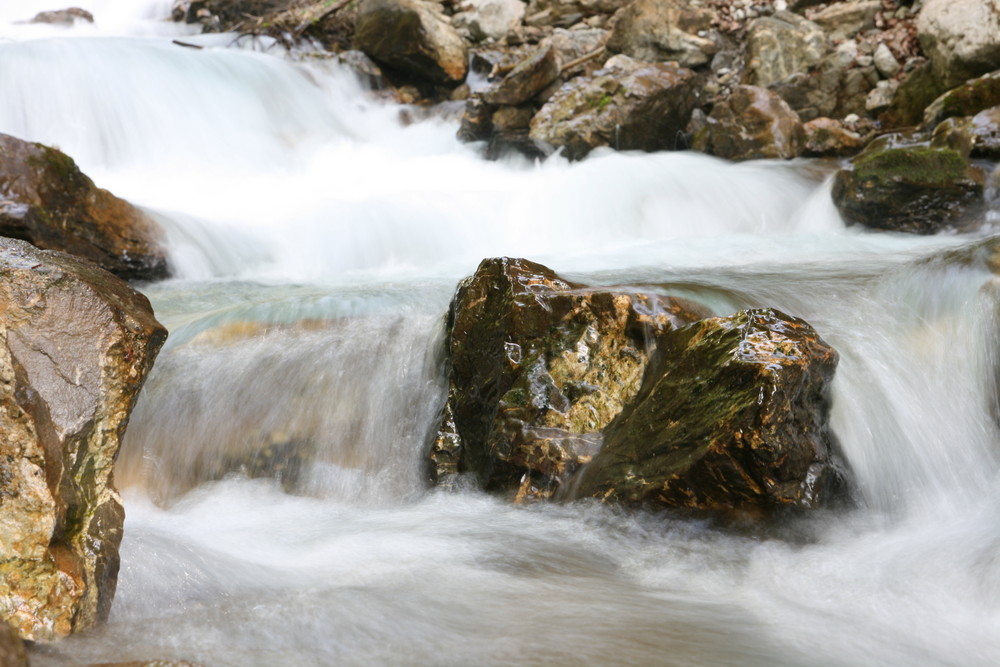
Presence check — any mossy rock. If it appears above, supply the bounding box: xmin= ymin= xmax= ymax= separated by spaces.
xmin=569 ymin=308 xmax=850 ymax=517
xmin=831 ymin=144 xmax=984 ymax=234
xmin=429 ymin=257 xmax=710 ymax=500
xmin=922 ymin=70 xmax=1000 ymax=129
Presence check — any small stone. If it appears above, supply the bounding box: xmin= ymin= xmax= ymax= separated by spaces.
xmin=873 ymin=43 xmax=900 ymax=79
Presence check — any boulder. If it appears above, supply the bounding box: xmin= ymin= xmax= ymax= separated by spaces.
xmin=917 ymin=0 xmax=1000 ymax=89
xmin=354 ymin=0 xmax=468 ymax=84
xmin=922 ymin=70 xmax=1000 ymax=129
xmin=809 ymin=0 xmax=880 ymax=41
xmin=769 ymin=51 xmax=878 ymax=122
xmin=802 ymin=117 xmax=866 ymax=156
xmin=0 ymin=237 xmax=167 ymax=641
xmin=529 ymin=54 xmax=698 ymax=160
xmin=524 ymin=0 xmax=628 ymax=28
xmin=429 ymin=257 xmax=710 ymax=500
xmin=569 ymin=309 xmax=849 ymax=517
xmin=547 ymin=27 xmax=608 ymax=64
xmin=453 ymin=0 xmax=525 ymax=42
xmin=696 ymin=85 xmax=805 ymax=161
xmin=0 ymin=621 xmax=27 ymax=667
xmin=880 ymin=61 xmax=949 ymax=128
xmin=0 ymin=134 xmax=168 ymax=282
xmin=482 ymin=44 xmax=561 ymax=105
xmin=744 ymin=11 xmax=828 ymax=88
xmin=831 ymin=144 xmax=984 ymax=234
xmin=604 ymin=0 xmax=718 ymax=68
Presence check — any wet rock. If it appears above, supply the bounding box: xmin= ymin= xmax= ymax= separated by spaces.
xmin=744 ymin=11 xmax=827 ymax=87
xmin=354 ymin=0 xmax=469 ymax=84
xmin=0 ymin=237 xmax=167 ymax=641
xmin=922 ymin=70 xmax=1000 ymax=129
xmin=453 ymin=0 xmax=526 ymax=42
xmin=28 ymin=7 xmax=95 ymax=24
xmin=0 ymin=621 xmax=27 ymax=667
xmin=604 ymin=0 xmax=718 ymax=68
xmin=337 ymin=50 xmax=387 ymax=90
xmin=529 ymin=54 xmax=698 ymax=160
xmin=929 ymin=116 xmax=975 ymax=159
xmin=0 ymin=134 xmax=168 ymax=281
xmin=917 ymin=0 xmax=1000 ymax=89
xmin=482 ymin=44 xmax=561 ymax=105
xmin=429 ymin=257 xmax=710 ymax=499
xmin=970 ymin=106 xmax=1000 ymax=158
xmin=696 ymin=85 xmax=805 ymax=161
xmin=802 ymin=117 xmax=866 ymax=156
xmin=569 ymin=309 xmax=849 ymax=517
xmin=809 ymin=0 xmax=880 ymax=42
xmin=831 ymin=144 xmax=984 ymax=234
xmin=458 ymin=97 xmax=496 ymax=142
xmin=492 ymin=105 xmax=536 ymax=131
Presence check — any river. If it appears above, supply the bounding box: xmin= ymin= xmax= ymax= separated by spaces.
xmin=3 ymin=2 xmax=1000 ymax=665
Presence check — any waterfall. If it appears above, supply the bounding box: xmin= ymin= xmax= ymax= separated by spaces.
xmin=7 ymin=3 xmax=1000 ymax=666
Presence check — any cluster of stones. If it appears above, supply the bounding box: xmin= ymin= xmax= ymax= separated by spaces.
xmin=172 ymin=0 xmax=1000 ymax=233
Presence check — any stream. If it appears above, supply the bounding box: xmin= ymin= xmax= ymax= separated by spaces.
xmin=3 ymin=2 xmax=1000 ymax=665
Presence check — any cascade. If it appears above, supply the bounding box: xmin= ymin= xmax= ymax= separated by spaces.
xmin=3 ymin=2 xmax=1000 ymax=665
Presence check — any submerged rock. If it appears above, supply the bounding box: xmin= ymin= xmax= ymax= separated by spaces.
xmin=569 ymin=309 xmax=849 ymax=517
xmin=529 ymin=54 xmax=698 ymax=159
xmin=0 ymin=133 xmax=168 ymax=281
xmin=429 ymin=257 xmax=710 ymax=500
xmin=832 ymin=144 xmax=984 ymax=234
xmin=0 ymin=237 xmax=167 ymax=641
xmin=354 ymin=0 xmax=469 ymax=84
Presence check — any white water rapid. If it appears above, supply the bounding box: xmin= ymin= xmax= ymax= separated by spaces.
xmin=4 ymin=2 xmax=1000 ymax=665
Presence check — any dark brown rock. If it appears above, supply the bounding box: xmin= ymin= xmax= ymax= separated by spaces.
xmin=0 ymin=237 xmax=167 ymax=641
xmin=0 ymin=134 xmax=168 ymax=281
xmin=832 ymin=144 xmax=984 ymax=234
xmin=429 ymin=257 xmax=710 ymax=500
xmin=0 ymin=621 xmax=27 ymax=667
xmin=569 ymin=309 xmax=849 ymax=517
xmin=696 ymin=85 xmax=805 ymax=161
xmin=529 ymin=54 xmax=698 ymax=160
xmin=482 ymin=44 xmax=561 ymax=106
xmin=354 ymin=0 xmax=468 ymax=84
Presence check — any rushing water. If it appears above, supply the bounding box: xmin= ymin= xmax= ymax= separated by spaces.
xmin=4 ymin=2 xmax=1000 ymax=665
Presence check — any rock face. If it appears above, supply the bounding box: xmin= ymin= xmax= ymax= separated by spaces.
xmin=569 ymin=309 xmax=848 ymax=516
xmin=832 ymin=144 xmax=984 ymax=234
xmin=429 ymin=257 xmax=710 ymax=500
xmin=0 ymin=134 xmax=168 ymax=282
xmin=696 ymin=85 xmax=805 ymax=161
xmin=745 ymin=11 xmax=827 ymax=87
xmin=529 ymin=54 xmax=698 ymax=159
xmin=354 ymin=0 xmax=469 ymax=84
xmin=604 ymin=0 xmax=717 ymax=68
xmin=917 ymin=0 xmax=1000 ymax=89
xmin=0 ymin=621 xmax=27 ymax=667
xmin=0 ymin=238 xmax=167 ymax=642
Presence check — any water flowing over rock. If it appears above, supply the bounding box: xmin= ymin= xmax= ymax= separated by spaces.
xmin=917 ymin=0 xmax=1000 ymax=89
xmin=569 ymin=309 xmax=849 ymax=517
xmin=429 ymin=257 xmax=710 ymax=500
xmin=744 ymin=11 xmax=828 ymax=87
xmin=0 ymin=134 xmax=168 ymax=282
xmin=831 ymin=143 xmax=984 ymax=234
xmin=695 ymin=85 xmax=805 ymax=160
xmin=0 ymin=238 xmax=167 ymax=642
xmin=529 ymin=54 xmax=697 ymax=159
xmin=354 ymin=0 xmax=469 ymax=84
xmin=604 ymin=0 xmax=718 ymax=68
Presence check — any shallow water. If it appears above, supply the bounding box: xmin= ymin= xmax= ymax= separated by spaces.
xmin=4 ymin=2 xmax=1000 ymax=665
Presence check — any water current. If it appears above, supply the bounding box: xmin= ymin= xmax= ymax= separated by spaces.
xmin=3 ymin=2 xmax=1000 ymax=665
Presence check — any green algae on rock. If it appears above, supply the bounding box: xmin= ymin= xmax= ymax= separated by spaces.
xmin=569 ymin=309 xmax=849 ymax=517
xmin=429 ymin=257 xmax=710 ymax=501
xmin=0 ymin=238 xmax=167 ymax=642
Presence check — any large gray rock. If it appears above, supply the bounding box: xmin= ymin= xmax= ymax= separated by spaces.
xmin=529 ymin=54 xmax=698 ymax=159
xmin=0 ymin=134 xmax=168 ymax=281
xmin=354 ymin=0 xmax=469 ymax=83
xmin=604 ymin=0 xmax=718 ymax=68
xmin=0 ymin=238 xmax=167 ymax=642
xmin=429 ymin=257 xmax=709 ymax=500
xmin=696 ymin=85 xmax=805 ymax=161
xmin=745 ymin=10 xmax=828 ymax=87
xmin=453 ymin=0 xmax=525 ymax=42
xmin=569 ymin=308 xmax=849 ymax=517
xmin=918 ymin=0 xmax=1000 ymax=89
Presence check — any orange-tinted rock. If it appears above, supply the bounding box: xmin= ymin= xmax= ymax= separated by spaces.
xmin=803 ymin=117 xmax=866 ymax=156
xmin=0 ymin=134 xmax=168 ymax=281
